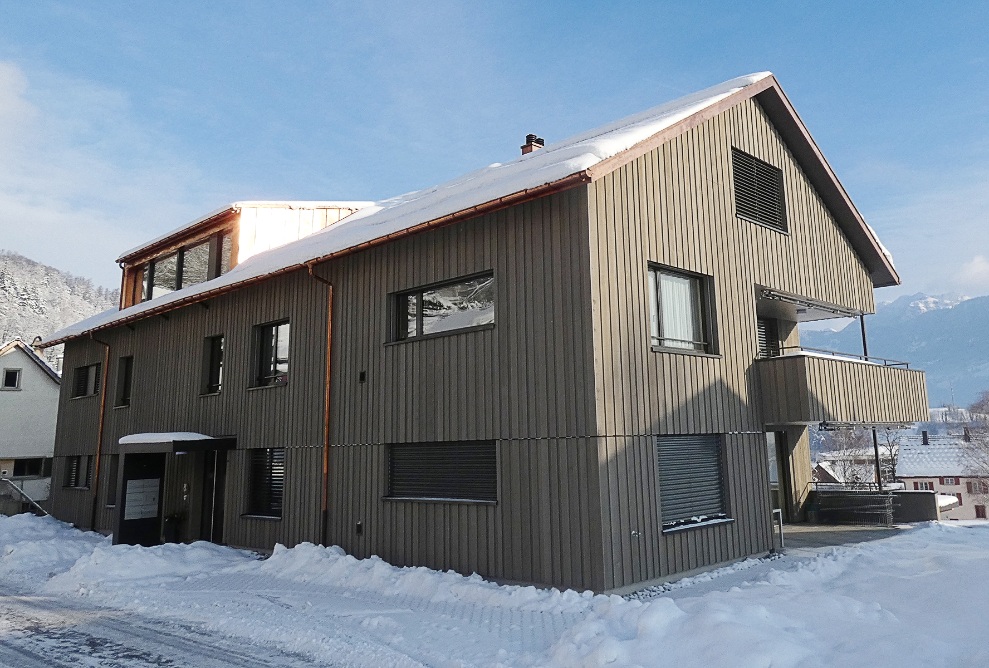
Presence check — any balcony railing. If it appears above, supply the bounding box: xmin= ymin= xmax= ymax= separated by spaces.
xmin=761 ymin=346 xmax=910 ymax=368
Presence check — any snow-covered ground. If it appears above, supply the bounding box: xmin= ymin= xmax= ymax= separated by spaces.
xmin=1 ymin=515 xmax=987 ymax=667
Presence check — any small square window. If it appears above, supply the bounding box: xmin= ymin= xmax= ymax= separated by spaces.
xmin=2 ymin=368 xmax=21 ymax=389
xmin=732 ymin=148 xmax=787 ymax=232
xmin=394 ymin=273 xmax=495 ymax=341
xmin=202 ymin=335 xmax=224 ymax=394
xmin=247 ymin=448 xmax=285 ymax=518
xmin=71 ymin=363 xmax=101 ymax=398
xmin=648 ymin=266 xmax=715 ymax=354
xmin=253 ymin=321 xmax=289 ymax=387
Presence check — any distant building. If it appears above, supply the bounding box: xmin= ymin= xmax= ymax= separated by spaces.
xmin=898 ymin=431 xmax=987 ymax=520
xmin=0 ymin=339 xmax=59 ymax=512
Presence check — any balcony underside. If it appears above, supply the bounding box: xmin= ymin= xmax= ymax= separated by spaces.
xmin=757 ymin=353 xmax=929 ymax=426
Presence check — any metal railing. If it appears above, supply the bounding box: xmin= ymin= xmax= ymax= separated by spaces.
xmin=762 ymin=345 xmax=910 ymax=368
xmin=0 ymin=479 xmax=48 ymax=516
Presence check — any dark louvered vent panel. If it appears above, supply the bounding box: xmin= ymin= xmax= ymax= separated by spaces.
xmin=389 ymin=442 xmax=497 ymax=502
xmin=756 ymin=317 xmax=781 ymax=358
xmin=732 ymin=148 xmax=786 ymax=231
xmin=656 ymin=435 xmax=725 ymax=524
xmin=73 ymin=367 xmax=89 ymax=397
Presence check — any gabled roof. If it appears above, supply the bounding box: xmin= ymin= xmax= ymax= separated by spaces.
xmin=898 ymin=435 xmax=972 ymax=478
xmin=43 ymin=72 xmax=898 ymax=347
xmin=0 ymin=339 xmax=60 ymax=383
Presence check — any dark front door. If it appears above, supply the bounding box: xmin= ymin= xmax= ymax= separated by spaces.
xmin=116 ymin=453 xmax=166 ymax=546
xmin=199 ymin=449 xmax=227 ymax=543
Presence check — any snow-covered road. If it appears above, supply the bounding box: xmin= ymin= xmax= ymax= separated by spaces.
xmin=2 ymin=514 xmax=989 ymax=667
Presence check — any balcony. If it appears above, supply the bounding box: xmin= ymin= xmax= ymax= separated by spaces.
xmin=756 ymin=347 xmax=928 ymax=426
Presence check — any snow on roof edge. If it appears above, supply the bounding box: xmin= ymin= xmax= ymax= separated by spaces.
xmin=46 ymin=73 xmax=774 ymax=346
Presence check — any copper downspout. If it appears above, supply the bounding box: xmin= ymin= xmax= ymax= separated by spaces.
xmin=306 ymin=263 xmax=333 ymax=547
xmin=88 ymin=333 xmax=112 ymax=530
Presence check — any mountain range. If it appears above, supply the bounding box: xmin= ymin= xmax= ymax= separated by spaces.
xmin=0 ymin=250 xmax=118 ymax=372
xmin=801 ymin=293 xmax=989 ymax=408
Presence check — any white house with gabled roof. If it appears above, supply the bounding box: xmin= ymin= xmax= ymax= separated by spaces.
xmin=898 ymin=432 xmax=988 ymax=520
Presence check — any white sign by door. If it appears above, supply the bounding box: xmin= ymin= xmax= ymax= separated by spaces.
xmin=123 ymin=478 xmax=160 ymax=520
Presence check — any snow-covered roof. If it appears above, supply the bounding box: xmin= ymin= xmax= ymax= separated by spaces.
xmin=897 ymin=435 xmax=972 ymax=477
xmin=0 ymin=339 xmax=60 ymax=383
xmin=43 ymin=72 xmax=898 ymax=346
xmin=936 ymin=494 xmax=961 ymax=509
xmin=116 ymin=201 xmax=375 ymax=262
xmin=119 ymin=432 xmax=214 ymax=445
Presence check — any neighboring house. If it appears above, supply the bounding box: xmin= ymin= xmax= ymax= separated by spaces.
xmin=0 ymin=339 xmax=59 ymax=511
xmin=41 ymin=73 xmax=928 ymax=593
xmin=898 ymin=431 xmax=988 ymax=520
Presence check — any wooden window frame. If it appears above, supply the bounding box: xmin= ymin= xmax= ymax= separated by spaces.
xmin=647 ymin=264 xmax=718 ymax=355
xmin=391 ymin=271 xmax=495 ymax=342
xmin=201 ymin=334 xmax=225 ymax=395
xmin=252 ymin=320 xmax=290 ymax=388
xmin=139 ymin=231 xmax=236 ymax=303
xmin=71 ymin=363 xmax=101 ymax=399
xmin=114 ymin=356 xmax=134 ymax=408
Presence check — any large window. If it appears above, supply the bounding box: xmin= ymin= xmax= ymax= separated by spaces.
xmin=2 ymin=368 xmax=21 ymax=390
xmin=71 ymin=363 xmax=101 ymax=398
xmin=247 ymin=448 xmax=285 ymax=518
xmin=114 ymin=356 xmax=134 ymax=407
xmin=13 ymin=458 xmax=51 ymax=478
xmin=732 ymin=148 xmax=787 ymax=232
xmin=656 ymin=435 xmax=727 ymax=529
xmin=202 ymin=335 xmax=224 ymax=394
xmin=63 ymin=455 xmax=93 ymax=489
xmin=395 ymin=273 xmax=494 ymax=341
xmin=254 ymin=321 xmax=289 ymax=387
xmin=648 ymin=266 xmax=714 ymax=353
xmin=387 ymin=441 xmax=497 ymax=502
xmin=141 ymin=232 xmax=234 ymax=301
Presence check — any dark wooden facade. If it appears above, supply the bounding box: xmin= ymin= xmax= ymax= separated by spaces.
xmin=49 ymin=93 xmax=927 ymax=592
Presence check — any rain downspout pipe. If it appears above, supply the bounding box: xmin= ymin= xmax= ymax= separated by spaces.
xmin=306 ymin=262 xmax=333 ymax=547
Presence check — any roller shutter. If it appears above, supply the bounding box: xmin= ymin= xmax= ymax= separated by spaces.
xmin=756 ymin=318 xmax=781 ymax=358
xmin=732 ymin=148 xmax=787 ymax=232
xmin=389 ymin=441 xmax=497 ymax=502
xmin=657 ymin=435 xmax=726 ymax=525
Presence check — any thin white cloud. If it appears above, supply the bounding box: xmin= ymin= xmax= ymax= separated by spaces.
xmin=958 ymin=255 xmax=989 ymax=291
xmin=0 ymin=61 xmax=225 ymax=288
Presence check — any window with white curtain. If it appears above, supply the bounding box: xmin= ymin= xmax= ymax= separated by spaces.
xmin=648 ymin=266 xmax=713 ymax=353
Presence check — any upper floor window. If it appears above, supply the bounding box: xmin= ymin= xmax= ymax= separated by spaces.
xmin=141 ymin=232 xmax=234 ymax=302
xmin=2 ymin=368 xmax=21 ymax=390
xmin=71 ymin=363 xmax=101 ymax=398
xmin=254 ymin=321 xmax=289 ymax=387
xmin=395 ymin=273 xmax=495 ymax=341
xmin=114 ymin=356 xmax=133 ymax=407
xmin=732 ymin=148 xmax=787 ymax=232
xmin=202 ymin=335 xmax=224 ymax=394
xmin=648 ymin=266 xmax=715 ymax=354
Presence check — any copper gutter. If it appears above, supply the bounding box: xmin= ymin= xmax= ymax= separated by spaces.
xmin=88 ymin=332 xmax=112 ymax=530
xmin=43 ymin=171 xmax=591 ymax=348
xmin=306 ymin=263 xmax=334 ymax=547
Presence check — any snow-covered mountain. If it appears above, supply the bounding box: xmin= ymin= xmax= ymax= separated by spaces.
xmin=0 ymin=250 xmax=118 ymax=372
xmin=802 ymin=292 xmax=989 ymax=408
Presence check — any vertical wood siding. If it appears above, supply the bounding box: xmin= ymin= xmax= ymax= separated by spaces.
xmin=586 ymin=98 xmax=882 ymax=589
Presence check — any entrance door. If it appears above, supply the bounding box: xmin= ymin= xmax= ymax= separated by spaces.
xmin=116 ymin=453 xmax=166 ymax=546
xmin=199 ymin=449 xmax=227 ymax=543
xmin=766 ymin=431 xmax=794 ymax=522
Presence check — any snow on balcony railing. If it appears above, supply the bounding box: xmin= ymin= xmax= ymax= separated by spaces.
xmin=763 ymin=346 xmax=910 ymax=368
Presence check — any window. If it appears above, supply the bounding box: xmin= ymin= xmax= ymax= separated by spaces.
xmin=657 ymin=435 xmax=727 ymax=529
xmin=395 ymin=273 xmax=495 ymax=340
xmin=247 ymin=448 xmax=285 ymax=518
xmin=253 ymin=321 xmax=289 ymax=387
xmin=967 ymin=481 xmax=989 ymax=495
xmin=202 ymin=335 xmax=224 ymax=394
xmin=114 ymin=356 xmax=133 ymax=407
xmin=63 ymin=455 xmax=93 ymax=488
xmin=943 ymin=477 xmax=958 ymax=485
xmin=976 ymin=505 xmax=986 ymax=519
xmin=13 ymin=458 xmax=51 ymax=478
xmin=388 ymin=441 xmax=497 ymax=502
xmin=756 ymin=318 xmax=781 ymax=358
xmin=956 ymin=493 xmax=963 ymax=506
xmin=732 ymin=148 xmax=787 ymax=232
xmin=914 ymin=481 xmax=933 ymax=491
xmin=71 ymin=363 xmax=101 ymax=398
xmin=141 ymin=232 xmax=235 ymax=302
xmin=648 ymin=266 xmax=714 ymax=353
xmin=1 ymin=368 xmax=21 ymax=389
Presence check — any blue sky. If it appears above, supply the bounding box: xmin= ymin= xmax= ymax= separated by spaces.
xmin=0 ymin=1 xmax=986 ymax=300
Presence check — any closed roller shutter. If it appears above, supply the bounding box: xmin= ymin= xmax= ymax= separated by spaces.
xmin=656 ymin=435 xmax=726 ymax=525
xmin=389 ymin=441 xmax=497 ymax=502
xmin=732 ymin=148 xmax=787 ymax=232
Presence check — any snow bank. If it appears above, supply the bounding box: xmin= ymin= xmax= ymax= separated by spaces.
xmin=0 ymin=514 xmax=107 ymax=586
